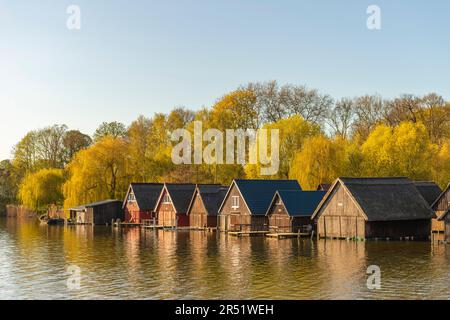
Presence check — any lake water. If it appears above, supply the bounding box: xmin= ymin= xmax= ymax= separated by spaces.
xmin=0 ymin=217 xmax=448 ymax=300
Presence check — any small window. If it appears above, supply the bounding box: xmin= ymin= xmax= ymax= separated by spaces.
xmin=162 ymin=194 xmax=171 ymax=204
xmin=275 ymin=197 xmax=282 ymax=205
xmin=128 ymin=193 xmax=136 ymax=202
xmin=231 ymin=196 xmax=239 ymax=209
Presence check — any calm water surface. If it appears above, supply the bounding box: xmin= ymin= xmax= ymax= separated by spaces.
xmin=0 ymin=217 xmax=448 ymax=300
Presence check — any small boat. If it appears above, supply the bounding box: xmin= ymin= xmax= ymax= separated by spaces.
xmin=39 ymin=215 xmax=65 ymax=225
xmin=47 ymin=218 xmax=65 ymax=225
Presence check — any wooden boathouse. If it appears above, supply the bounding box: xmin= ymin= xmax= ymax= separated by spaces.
xmin=266 ymin=190 xmax=325 ymax=234
xmin=123 ymin=183 xmax=164 ymax=224
xmin=431 ymin=183 xmax=450 ymax=233
xmin=437 ymin=208 xmax=450 ymax=242
xmin=69 ymin=200 xmax=124 ymax=225
xmin=311 ymin=177 xmax=434 ymax=240
xmin=186 ymin=184 xmax=227 ymax=229
xmin=413 ymin=181 xmax=442 ymax=207
xmin=154 ymin=183 xmax=196 ymax=228
xmin=217 ymin=179 xmax=302 ymax=233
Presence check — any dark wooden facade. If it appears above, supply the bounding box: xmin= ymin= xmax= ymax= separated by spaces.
xmin=312 ymin=178 xmax=433 ymax=240
xmin=431 ymin=184 xmax=450 ymax=233
xmin=217 ymin=179 xmax=302 ymax=233
xmin=69 ymin=200 xmax=124 ymax=225
xmin=266 ymin=191 xmax=325 ymax=234
xmin=438 ymin=209 xmax=450 ymax=242
xmin=187 ymin=185 xmax=227 ymax=229
xmin=267 ymin=197 xmax=309 ymax=233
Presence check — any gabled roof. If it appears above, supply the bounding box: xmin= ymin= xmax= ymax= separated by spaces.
xmin=430 ymin=183 xmax=450 ymax=209
xmin=317 ymin=184 xmax=331 ymax=192
xmin=122 ymin=183 xmax=164 ymax=210
xmin=70 ymin=199 xmax=122 ymax=211
xmin=155 ymin=183 xmax=196 ymax=214
xmin=437 ymin=207 xmax=450 ymax=221
xmin=413 ymin=181 xmax=442 ymax=206
xmin=312 ymin=177 xmax=434 ymax=221
xmin=267 ymin=190 xmax=326 ymax=217
xmin=187 ymin=185 xmax=228 ymax=216
xmin=219 ymin=179 xmax=302 ymax=215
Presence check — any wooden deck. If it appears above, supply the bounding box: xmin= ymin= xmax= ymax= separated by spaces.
xmin=228 ymin=231 xmax=269 ymax=237
xmin=266 ymin=232 xmax=311 ymax=239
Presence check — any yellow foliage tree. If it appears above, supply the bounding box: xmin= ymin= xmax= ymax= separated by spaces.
xmin=63 ymin=136 xmax=130 ymax=210
xmin=361 ymin=121 xmax=439 ymax=180
xmin=289 ymin=136 xmax=350 ymax=190
xmin=19 ymin=168 xmax=65 ymax=213
xmin=245 ymin=115 xmax=322 ymax=179
xmin=432 ymin=139 xmax=450 ymax=188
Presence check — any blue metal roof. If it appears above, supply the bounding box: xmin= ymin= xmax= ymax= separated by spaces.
xmin=234 ymin=179 xmax=302 ymax=215
xmin=276 ymin=190 xmax=326 ymax=217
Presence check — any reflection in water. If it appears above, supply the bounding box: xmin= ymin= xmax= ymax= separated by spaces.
xmin=0 ymin=217 xmax=448 ymax=300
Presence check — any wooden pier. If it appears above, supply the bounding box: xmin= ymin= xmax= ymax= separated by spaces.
xmin=228 ymin=230 xmax=269 ymax=237
xmin=265 ymin=232 xmax=311 ymax=239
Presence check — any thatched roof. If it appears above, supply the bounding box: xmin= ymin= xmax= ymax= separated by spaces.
xmin=431 ymin=183 xmax=450 ymax=210
xmin=413 ymin=181 xmax=442 ymax=206
xmin=312 ymin=177 xmax=434 ymax=221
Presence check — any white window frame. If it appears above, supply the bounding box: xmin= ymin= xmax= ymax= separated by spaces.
xmin=231 ymin=196 xmax=239 ymax=209
xmin=128 ymin=192 xmax=136 ymax=202
xmin=162 ymin=194 xmax=171 ymax=204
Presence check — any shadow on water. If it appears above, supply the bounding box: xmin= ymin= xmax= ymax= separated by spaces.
xmin=0 ymin=217 xmax=449 ymax=299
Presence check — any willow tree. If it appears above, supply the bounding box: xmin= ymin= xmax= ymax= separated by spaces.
xmin=63 ymin=136 xmax=130 ymax=210
xmin=245 ymin=115 xmax=322 ymax=179
xmin=361 ymin=121 xmax=438 ymax=180
xmin=18 ymin=168 xmax=65 ymax=213
xmin=289 ymin=135 xmax=350 ymax=190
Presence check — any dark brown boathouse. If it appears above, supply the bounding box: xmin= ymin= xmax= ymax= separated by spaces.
xmin=187 ymin=184 xmax=227 ymax=229
xmin=431 ymin=183 xmax=450 ymax=233
xmin=69 ymin=200 xmax=124 ymax=225
xmin=217 ymin=179 xmax=302 ymax=233
xmin=266 ymin=190 xmax=325 ymax=234
xmin=311 ymin=177 xmax=434 ymax=240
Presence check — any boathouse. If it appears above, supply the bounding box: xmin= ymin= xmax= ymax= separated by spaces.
xmin=311 ymin=177 xmax=434 ymax=240
xmin=154 ymin=183 xmax=196 ymax=227
xmin=317 ymin=184 xmax=331 ymax=192
xmin=413 ymin=181 xmax=442 ymax=206
xmin=69 ymin=200 xmax=123 ymax=225
xmin=437 ymin=208 xmax=450 ymax=242
xmin=431 ymin=183 xmax=450 ymax=233
xmin=266 ymin=190 xmax=325 ymax=234
xmin=217 ymin=179 xmax=302 ymax=233
xmin=123 ymin=183 xmax=164 ymax=224
xmin=187 ymin=185 xmax=228 ymax=229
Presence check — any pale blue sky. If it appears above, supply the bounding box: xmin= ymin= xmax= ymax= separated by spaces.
xmin=1 ymin=0 xmax=450 ymax=159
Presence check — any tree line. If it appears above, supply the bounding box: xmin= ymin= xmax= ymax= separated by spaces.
xmin=0 ymin=80 xmax=449 ymax=215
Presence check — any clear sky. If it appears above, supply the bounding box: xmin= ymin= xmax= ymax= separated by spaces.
xmin=1 ymin=0 xmax=450 ymax=160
